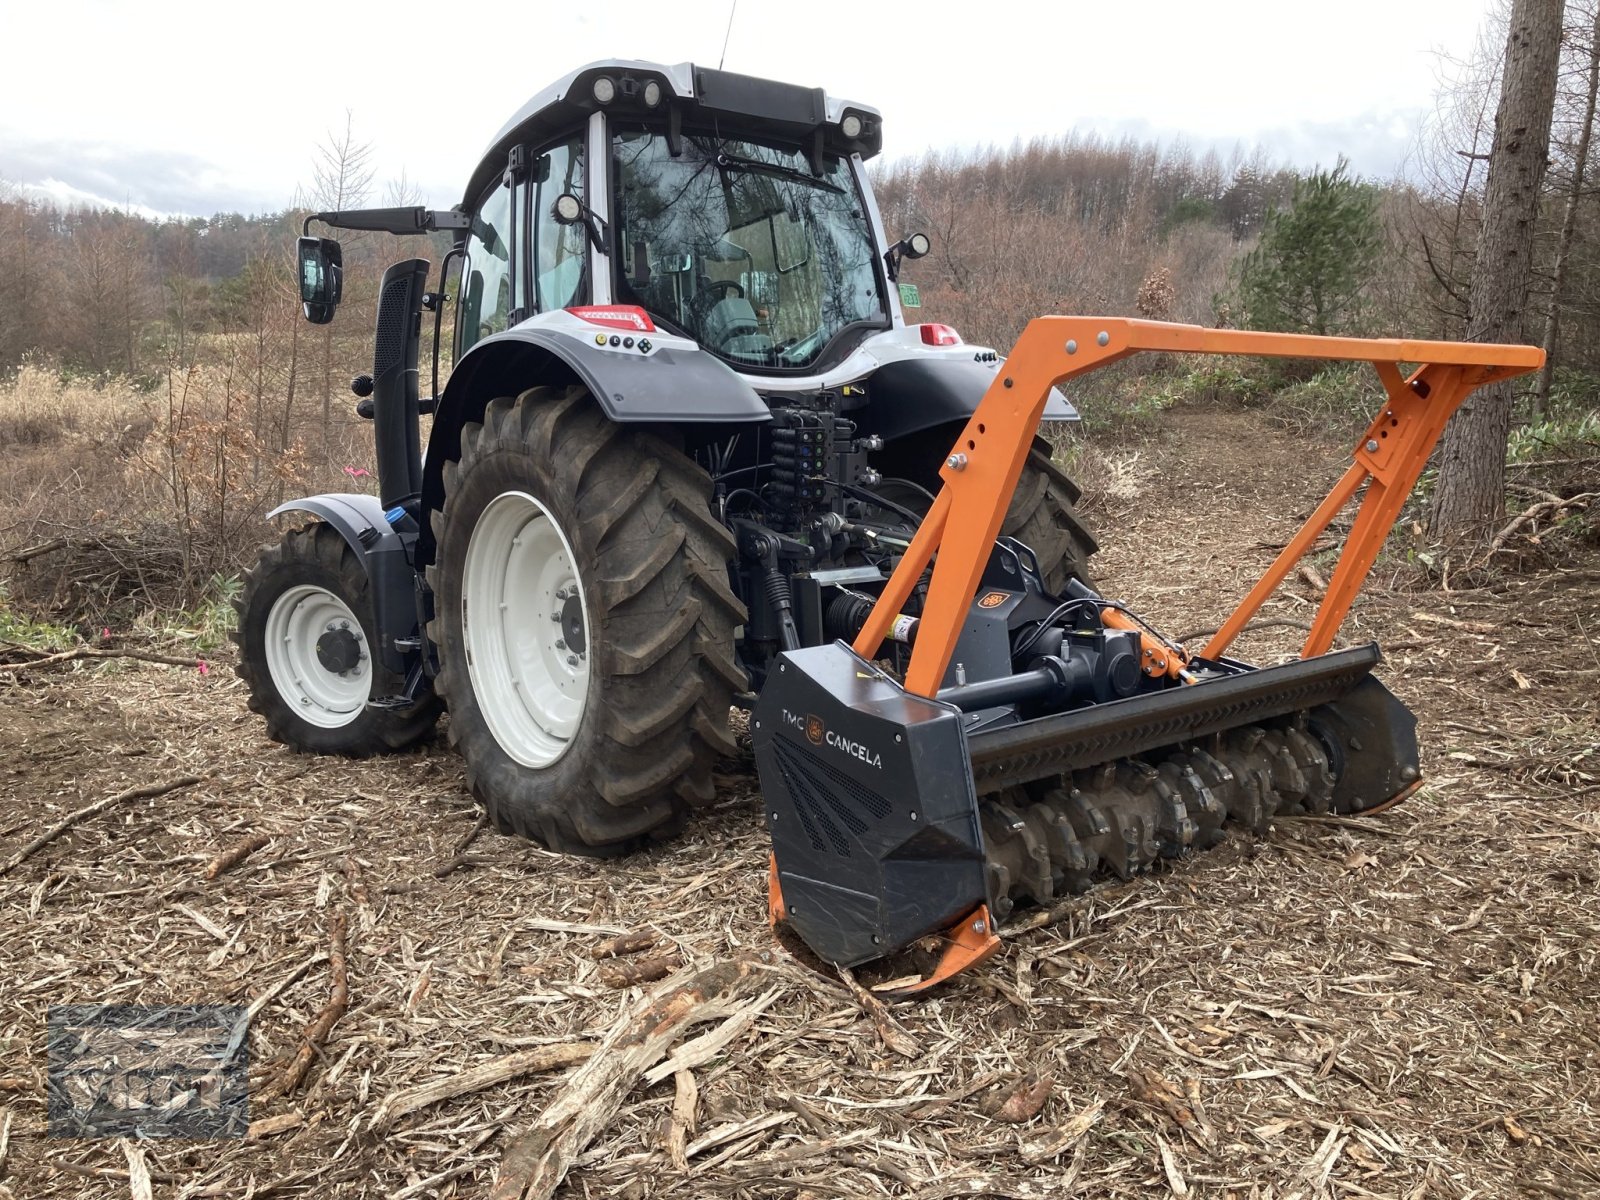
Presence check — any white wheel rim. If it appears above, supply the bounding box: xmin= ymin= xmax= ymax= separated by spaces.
xmin=462 ymin=490 xmax=593 ymax=768
xmin=263 ymin=585 xmax=372 ymax=729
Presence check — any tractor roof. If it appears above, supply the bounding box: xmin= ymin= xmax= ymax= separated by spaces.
xmin=461 ymin=59 xmax=883 ymax=207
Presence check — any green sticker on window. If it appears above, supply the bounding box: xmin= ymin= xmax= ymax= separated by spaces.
xmin=898 ymin=283 xmax=921 ymax=309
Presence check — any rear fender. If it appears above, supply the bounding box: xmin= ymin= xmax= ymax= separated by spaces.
xmin=267 ymin=494 xmax=418 ymax=675
xmin=420 ymin=320 xmax=769 ymax=564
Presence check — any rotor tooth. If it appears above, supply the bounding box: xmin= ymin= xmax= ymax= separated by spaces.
xmin=1285 ymin=727 xmax=1335 ymax=814
xmin=1158 ymin=758 xmax=1226 ymax=849
xmin=1028 ymin=800 xmax=1093 ymax=895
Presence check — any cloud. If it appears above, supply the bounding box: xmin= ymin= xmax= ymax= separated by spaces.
xmin=0 ymin=132 xmax=289 ymax=218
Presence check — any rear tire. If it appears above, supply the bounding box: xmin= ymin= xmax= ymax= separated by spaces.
xmin=426 ymin=385 xmax=745 ymax=855
xmin=1004 ymin=439 xmax=1098 ymax=593
xmin=234 ymin=523 xmax=440 ymax=755
xmin=877 ymin=428 xmax=1098 ymax=593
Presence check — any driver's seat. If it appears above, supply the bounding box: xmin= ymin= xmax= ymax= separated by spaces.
xmin=700 ymin=293 xmax=768 ymax=355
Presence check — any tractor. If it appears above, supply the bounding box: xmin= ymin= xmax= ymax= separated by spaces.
xmin=237 ymin=60 xmax=1541 ymax=992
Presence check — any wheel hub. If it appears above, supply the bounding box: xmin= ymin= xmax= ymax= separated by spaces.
xmin=316 ymin=625 xmax=363 ymax=674
xmin=560 ymin=593 xmax=587 ymax=655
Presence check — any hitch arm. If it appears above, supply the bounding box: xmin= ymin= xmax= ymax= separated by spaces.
xmin=853 ymin=318 xmax=1543 ymax=698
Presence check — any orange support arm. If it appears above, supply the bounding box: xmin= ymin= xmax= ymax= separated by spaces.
xmin=853 ymin=318 xmax=1543 ymax=698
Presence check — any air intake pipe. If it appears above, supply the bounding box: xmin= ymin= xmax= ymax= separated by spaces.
xmin=372 ymin=258 xmax=430 ymax=513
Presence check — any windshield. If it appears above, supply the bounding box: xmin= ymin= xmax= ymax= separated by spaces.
xmin=611 ymin=127 xmax=887 ymax=370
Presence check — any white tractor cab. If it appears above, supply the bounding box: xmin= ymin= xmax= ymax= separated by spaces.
xmin=236 ymin=61 xmax=1092 ymax=854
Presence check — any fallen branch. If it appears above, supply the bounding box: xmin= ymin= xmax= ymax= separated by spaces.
xmin=0 ymin=775 xmax=203 ymax=877
xmin=7 ymin=537 xmax=67 ymax=563
xmin=1489 ymin=492 xmax=1595 ymax=556
xmin=274 ymin=911 xmax=349 ymax=1095
xmin=666 ymin=1070 xmax=697 ymax=1171
xmin=591 ymin=930 xmax=658 ymax=960
xmin=0 ymin=645 xmax=205 ymax=672
xmin=489 ymin=956 xmax=771 ymax=1200
xmin=834 ymin=965 xmax=920 ymax=1058
xmin=597 ymin=952 xmax=681 ymax=989
xmin=369 ymin=1041 xmax=596 ymax=1130
xmin=203 ymin=833 xmax=272 ymax=880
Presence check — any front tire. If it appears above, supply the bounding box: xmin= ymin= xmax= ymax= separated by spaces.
xmin=234 ymin=523 xmax=440 ymax=755
xmin=427 ymin=385 xmax=745 ymax=855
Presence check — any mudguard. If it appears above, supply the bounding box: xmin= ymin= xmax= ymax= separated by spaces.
xmin=419 ymin=326 xmax=769 ymax=561
xmin=266 ymin=494 xmax=418 ymax=675
xmin=857 ymin=356 xmax=1077 ymax=444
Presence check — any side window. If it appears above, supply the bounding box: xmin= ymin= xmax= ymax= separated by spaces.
xmin=528 ymin=138 xmax=587 ymax=311
xmin=459 ymin=181 xmax=514 ymax=357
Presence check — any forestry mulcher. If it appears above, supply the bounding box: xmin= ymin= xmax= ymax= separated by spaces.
xmin=238 ymin=60 xmax=1542 ymax=991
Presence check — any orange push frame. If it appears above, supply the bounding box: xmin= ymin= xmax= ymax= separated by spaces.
xmin=853 ymin=318 xmax=1544 ymax=698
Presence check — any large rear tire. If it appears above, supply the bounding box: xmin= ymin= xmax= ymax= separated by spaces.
xmin=234 ymin=523 xmax=440 ymax=755
xmin=1003 ymin=438 xmax=1098 ymax=593
xmin=426 ymin=385 xmax=745 ymax=855
xmin=877 ymin=428 xmax=1098 ymax=593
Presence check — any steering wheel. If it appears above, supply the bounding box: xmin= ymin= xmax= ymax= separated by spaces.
xmin=701 ymin=278 xmax=745 ymax=302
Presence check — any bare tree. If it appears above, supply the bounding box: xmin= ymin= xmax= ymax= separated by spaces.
xmin=1535 ymin=1 xmax=1600 ymax=416
xmin=1431 ymin=0 xmax=1566 ymax=540
xmin=310 ymin=113 xmax=375 ymax=456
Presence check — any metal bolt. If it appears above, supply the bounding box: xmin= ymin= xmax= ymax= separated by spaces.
xmin=909 ymin=812 xmax=919 ymax=822
xmin=972 ymin=918 xmax=987 ymax=934
xmin=1365 ymin=439 xmax=1380 ymax=453
xmin=894 ymin=733 xmax=903 ymax=743
xmin=567 ymin=654 xmax=578 ymax=667
xmin=1400 ymin=765 xmax=1419 ymax=782
xmin=771 ymin=811 xmax=779 ymax=821
xmin=551 ymin=612 xmax=561 ymax=622
xmin=754 ymin=719 xmax=761 ymax=729
xmin=555 ymin=587 xmax=569 ymax=600
xmin=1096 ymin=331 xmax=1110 ymax=346
xmin=556 ymin=639 xmax=566 ymax=651
xmin=1065 ymin=339 xmax=1078 ymax=354
xmin=955 ymin=662 xmax=967 ymax=686
xmin=300 ymin=696 xmax=310 ymax=706
xmin=947 ymin=453 xmax=968 ymax=471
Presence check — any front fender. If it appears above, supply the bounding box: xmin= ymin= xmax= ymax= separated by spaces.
xmin=420 ymin=326 xmax=770 ymax=564
xmin=267 ymin=494 xmax=417 ymax=675
xmin=858 ymin=357 xmax=1078 ymax=444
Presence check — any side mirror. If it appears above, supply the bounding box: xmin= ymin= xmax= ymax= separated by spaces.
xmin=298 ymin=236 xmax=343 ymax=325
xmin=299 ymin=236 xmax=342 ymax=324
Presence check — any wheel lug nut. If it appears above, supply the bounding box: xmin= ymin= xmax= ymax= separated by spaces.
xmin=556 ymin=639 xmax=566 ymax=651
xmin=566 ymin=655 xmax=578 ymax=667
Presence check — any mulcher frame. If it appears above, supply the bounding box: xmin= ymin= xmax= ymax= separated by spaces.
xmin=832 ymin=317 xmax=1542 ymax=992
xmin=856 ymin=317 xmax=1545 ymax=697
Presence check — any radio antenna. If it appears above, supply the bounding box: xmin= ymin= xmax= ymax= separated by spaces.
xmin=719 ymin=0 xmax=738 ymax=70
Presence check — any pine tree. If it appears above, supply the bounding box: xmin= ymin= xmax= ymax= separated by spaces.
xmin=1233 ymin=158 xmax=1382 ymax=336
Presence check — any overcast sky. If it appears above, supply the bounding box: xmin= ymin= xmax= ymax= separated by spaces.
xmin=0 ymin=0 xmax=1496 ymax=219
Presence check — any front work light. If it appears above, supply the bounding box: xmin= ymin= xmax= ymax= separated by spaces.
xmin=592 ymin=76 xmax=617 ymax=104
xmin=841 ymin=113 xmax=863 ymax=139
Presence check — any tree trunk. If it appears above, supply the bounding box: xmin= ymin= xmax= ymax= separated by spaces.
xmin=1430 ymin=0 xmax=1565 ymax=541
xmin=1534 ymin=4 xmax=1600 ymax=419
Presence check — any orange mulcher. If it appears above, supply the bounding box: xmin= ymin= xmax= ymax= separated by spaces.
xmin=754 ymin=318 xmax=1542 ymax=993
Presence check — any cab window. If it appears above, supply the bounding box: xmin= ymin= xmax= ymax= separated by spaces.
xmin=526 ymin=137 xmax=587 ymax=312
xmin=459 ymin=181 xmax=514 ymax=356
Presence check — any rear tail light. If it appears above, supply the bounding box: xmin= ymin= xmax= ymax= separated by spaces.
xmin=566 ymin=305 xmax=656 ymax=332
xmin=919 ymin=323 xmax=962 ymax=346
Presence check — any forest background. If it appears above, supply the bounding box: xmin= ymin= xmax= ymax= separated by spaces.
xmin=0 ymin=1 xmax=1595 ymax=635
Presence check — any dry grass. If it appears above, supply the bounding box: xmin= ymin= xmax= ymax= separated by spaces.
xmin=0 ymin=405 xmax=1596 ymax=1199
xmin=0 ymin=359 xmax=373 ymax=625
